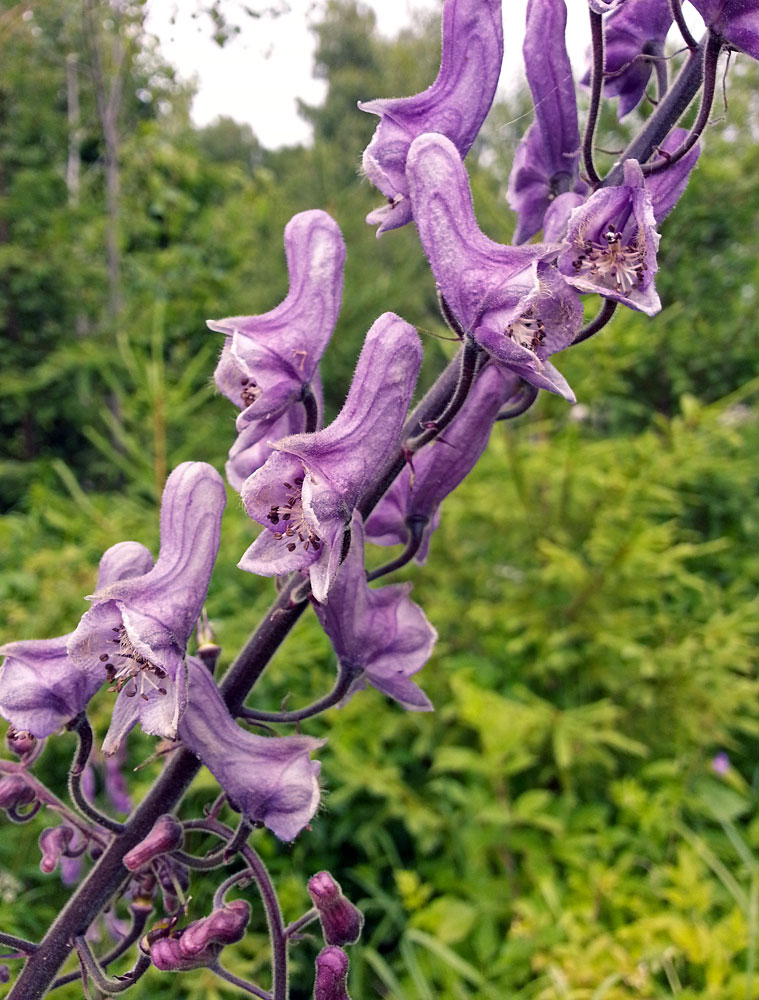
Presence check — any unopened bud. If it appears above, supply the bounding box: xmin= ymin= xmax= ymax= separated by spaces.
xmin=124 ymin=814 xmax=184 ymax=871
xmin=6 ymin=728 xmax=36 ymax=757
xmin=151 ymin=935 xmax=215 ymax=972
xmin=39 ymin=825 xmax=75 ymax=874
xmin=314 ymin=946 xmax=351 ymax=1000
xmin=0 ymin=775 xmax=36 ymax=811
xmin=308 ymin=872 xmax=363 ymax=946
xmin=179 ymin=899 xmax=251 ymax=957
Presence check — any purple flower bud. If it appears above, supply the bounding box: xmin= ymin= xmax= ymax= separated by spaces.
xmin=581 ymin=0 xmax=673 ymax=119
xmin=68 ymin=463 xmax=227 ymax=754
xmin=359 ymin=0 xmax=503 ymax=235
xmin=151 ymin=935 xmax=211 ymax=972
xmin=557 ymin=159 xmax=661 ymax=315
xmin=178 ymin=658 xmax=324 ymax=841
xmin=39 ymin=825 xmax=75 ymax=874
xmin=5 ymin=728 xmax=36 ymax=757
xmin=690 ymin=0 xmax=759 ymax=60
xmin=507 ymin=0 xmax=587 ymax=243
xmin=367 ymin=365 xmax=518 ymax=562
xmin=123 ymin=814 xmax=184 ymax=871
xmin=308 ymin=872 xmax=364 ymax=947
xmin=0 ymin=775 xmax=35 ymax=811
xmin=239 ymin=313 xmax=422 ymax=602
xmin=314 ymin=946 xmax=351 ymax=1000
xmin=0 ymin=542 xmax=154 ymax=739
xmin=711 ymin=751 xmax=730 ymax=775
xmin=178 ymin=899 xmax=251 ymax=957
xmin=315 ymin=513 xmax=436 ymax=711
xmin=407 ymin=133 xmax=581 ymax=401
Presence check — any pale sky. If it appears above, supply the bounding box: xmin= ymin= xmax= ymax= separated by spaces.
xmin=145 ymin=1 xmax=704 ymax=149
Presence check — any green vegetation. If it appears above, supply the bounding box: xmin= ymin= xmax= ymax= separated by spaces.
xmin=1 ymin=2 xmax=758 ymax=997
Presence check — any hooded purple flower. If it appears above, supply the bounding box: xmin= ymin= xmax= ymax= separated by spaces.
xmin=69 ymin=463 xmax=226 ymax=752
xmin=557 ymin=159 xmax=661 ymax=314
xmin=178 ymin=658 xmax=323 ymax=841
xmin=314 ymin=947 xmax=352 ymax=1000
xmin=150 ymin=899 xmax=251 ymax=971
xmin=646 ymin=128 xmax=701 ymax=222
xmin=690 ymin=0 xmax=759 ymax=59
xmin=239 ymin=313 xmax=422 ymax=602
xmin=407 ymin=133 xmax=582 ymax=401
xmin=507 ymin=0 xmax=587 ymax=243
xmin=208 ymin=211 xmax=344 ymax=425
xmin=359 ymin=0 xmax=504 ymax=235
xmin=581 ymin=0 xmax=673 ymax=119
xmin=0 ymin=541 xmax=154 ymax=738
xmin=308 ymin=871 xmax=364 ymax=947
xmin=366 ymin=364 xmax=519 ymax=562
xmin=314 ymin=513 xmax=436 ymax=712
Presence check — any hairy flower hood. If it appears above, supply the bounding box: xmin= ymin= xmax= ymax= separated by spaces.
xmin=359 ymin=0 xmax=503 ymax=235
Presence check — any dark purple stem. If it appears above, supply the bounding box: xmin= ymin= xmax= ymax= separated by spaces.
xmin=301 ymin=382 xmax=319 ymax=434
xmin=366 ymin=516 xmax=427 ymax=581
xmin=669 ymin=0 xmax=698 ymax=49
xmin=284 ymin=908 xmax=318 ymax=938
xmin=572 ymin=298 xmax=618 ymax=346
xmin=583 ymin=10 xmax=604 ymax=186
xmin=643 ymin=30 xmax=721 ymax=175
xmin=496 ymin=382 xmax=539 ymax=422
xmin=50 ymin=908 xmax=150 ymax=991
xmin=238 ymin=660 xmax=361 ymax=724
xmin=67 ymin=715 xmax=125 ymax=835
xmin=74 ymin=935 xmax=149 ymax=994
xmin=0 ymin=934 xmax=37 ymax=955
xmin=211 ymin=962 xmax=273 ymax=1000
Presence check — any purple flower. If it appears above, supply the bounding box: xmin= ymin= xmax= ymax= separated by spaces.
xmin=239 ymin=313 xmax=422 ymax=602
xmin=359 ymin=0 xmax=504 ymax=235
xmin=407 ymin=132 xmax=582 ymax=401
xmin=690 ymin=0 xmax=759 ymax=59
xmin=123 ymin=815 xmax=184 ymax=871
xmin=366 ymin=364 xmax=518 ymax=562
xmin=557 ymin=159 xmax=661 ymax=314
xmin=507 ymin=0 xmax=587 ymax=243
xmin=209 ymin=210 xmax=344 ymax=424
xmin=314 ymin=513 xmax=436 ymax=711
xmin=0 ymin=541 xmax=154 ymax=738
xmin=69 ymin=462 xmax=226 ymax=752
xmin=178 ymin=658 xmax=324 ymax=841
xmin=314 ymin=946 xmax=352 ymax=1000
xmin=581 ymin=0 xmax=673 ymax=119
xmin=39 ymin=825 xmax=75 ymax=874
xmin=150 ymin=900 xmax=251 ymax=972
xmin=225 ymin=395 xmax=318 ymax=493
xmin=308 ymin=871 xmax=364 ymax=947
xmin=711 ymin=751 xmax=730 ymax=775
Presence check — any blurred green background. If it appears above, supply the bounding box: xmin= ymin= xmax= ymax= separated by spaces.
xmin=1 ymin=2 xmax=758 ymax=997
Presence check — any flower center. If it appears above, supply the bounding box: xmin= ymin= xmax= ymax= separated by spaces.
xmin=239 ymin=376 xmax=261 ymax=408
xmin=100 ymin=626 xmax=168 ymax=701
xmin=571 ymin=224 xmax=647 ymax=296
xmin=266 ymin=477 xmax=321 ymax=553
xmin=506 ymin=307 xmax=545 ymax=353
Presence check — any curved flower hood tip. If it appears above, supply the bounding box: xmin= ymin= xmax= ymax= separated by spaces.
xmin=407 ymin=132 xmax=581 ymax=401
xmin=507 ymin=0 xmax=587 ymax=244
xmin=178 ymin=658 xmax=324 ymax=841
xmin=0 ymin=542 xmax=154 ymax=738
xmin=557 ymin=159 xmax=661 ymax=315
xmin=359 ymin=0 xmax=503 ymax=235
xmin=239 ymin=313 xmax=422 ymax=603
xmin=69 ymin=462 xmax=227 ymax=753
xmin=208 ymin=210 xmax=345 ymax=425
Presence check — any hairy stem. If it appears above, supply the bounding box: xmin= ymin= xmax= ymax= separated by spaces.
xmin=583 ymin=10 xmax=604 ymax=186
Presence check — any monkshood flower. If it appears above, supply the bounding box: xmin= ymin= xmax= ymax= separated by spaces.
xmin=507 ymin=0 xmax=587 ymax=243
xmin=208 ymin=210 xmax=344 ymax=426
xmin=178 ymin=658 xmax=324 ymax=841
xmin=308 ymin=872 xmax=364 ymax=947
xmin=239 ymin=313 xmax=422 ymax=602
xmin=690 ymin=0 xmax=759 ymax=59
xmin=359 ymin=0 xmax=503 ymax=235
xmin=407 ymin=133 xmax=582 ymax=401
xmin=314 ymin=513 xmax=436 ymax=711
xmin=314 ymin=946 xmax=352 ymax=1000
xmin=557 ymin=159 xmax=661 ymax=314
xmin=581 ymin=0 xmax=672 ymax=119
xmin=71 ymin=462 xmax=226 ymax=751
xmin=0 ymin=541 xmax=154 ymax=738
xmin=150 ymin=900 xmax=251 ymax=971
xmin=366 ymin=364 xmax=518 ymax=562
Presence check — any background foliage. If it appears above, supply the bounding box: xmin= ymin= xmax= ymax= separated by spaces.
xmin=0 ymin=2 xmax=758 ymax=997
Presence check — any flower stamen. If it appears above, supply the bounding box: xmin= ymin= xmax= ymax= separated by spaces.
xmin=266 ymin=478 xmax=321 ymax=552
xmin=571 ymin=224 xmax=647 ymax=296
xmin=105 ymin=626 xmax=168 ymax=698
